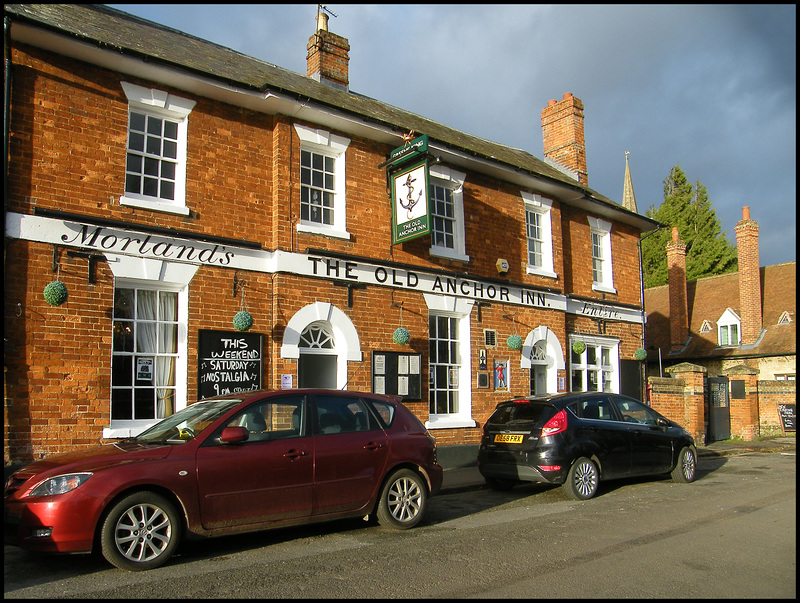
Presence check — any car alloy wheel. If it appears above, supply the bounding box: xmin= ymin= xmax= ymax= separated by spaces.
xmin=562 ymin=457 xmax=599 ymax=500
xmin=100 ymin=492 xmax=180 ymax=571
xmin=671 ymin=446 xmax=697 ymax=484
xmin=376 ymin=469 xmax=427 ymax=529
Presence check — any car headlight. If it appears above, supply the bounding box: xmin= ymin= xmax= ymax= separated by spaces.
xmin=29 ymin=473 xmax=92 ymax=497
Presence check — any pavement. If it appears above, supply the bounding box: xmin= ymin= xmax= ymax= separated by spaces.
xmin=438 ymin=434 xmax=797 ymax=494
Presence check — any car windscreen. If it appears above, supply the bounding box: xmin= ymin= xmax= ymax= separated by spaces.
xmin=487 ymin=402 xmax=551 ymax=430
xmin=135 ymin=397 xmax=243 ymax=443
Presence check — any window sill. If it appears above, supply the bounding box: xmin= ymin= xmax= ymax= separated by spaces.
xmin=592 ymin=283 xmax=617 ymax=295
xmin=425 ymin=417 xmax=477 ymax=430
xmin=429 ymin=247 xmax=470 ymax=263
xmin=526 ymin=266 xmax=558 ymax=279
xmin=103 ymin=421 xmax=158 ymax=439
xmin=120 ymin=195 xmax=190 ymax=216
xmin=297 ymin=223 xmax=351 ymax=240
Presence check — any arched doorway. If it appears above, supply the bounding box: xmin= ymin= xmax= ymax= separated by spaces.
xmin=520 ymin=326 xmax=565 ymax=395
xmin=280 ymin=301 xmax=362 ymax=390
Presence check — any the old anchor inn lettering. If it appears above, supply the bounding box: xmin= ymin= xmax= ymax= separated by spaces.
xmin=4 ymin=5 xmax=659 ymax=463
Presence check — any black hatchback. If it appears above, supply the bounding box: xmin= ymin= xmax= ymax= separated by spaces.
xmin=477 ymin=392 xmax=697 ymax=500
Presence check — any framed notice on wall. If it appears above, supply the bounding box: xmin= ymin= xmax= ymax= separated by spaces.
xmin=372 ymin=351 xmax=422 ymax=401
xmin=197 ymin=330 xmax=263 ymax=400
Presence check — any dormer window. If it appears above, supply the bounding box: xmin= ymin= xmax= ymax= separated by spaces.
xmin=778 ymin=311 xmax=792 ymax=325
xmin=699 ymin=320 xmax=712 ymax=333
xmin=717 ymin=308 xmax=741 ymax=346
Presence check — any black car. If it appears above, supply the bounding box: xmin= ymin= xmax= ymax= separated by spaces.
xmin=477 ymin=392 xmax=697 ymax=500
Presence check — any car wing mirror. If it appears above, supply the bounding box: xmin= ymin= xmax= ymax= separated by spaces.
xmin=657 ymin=417 xmax=670 ymax=427
xmin=220 ymin=426 xmax=249 ymax=443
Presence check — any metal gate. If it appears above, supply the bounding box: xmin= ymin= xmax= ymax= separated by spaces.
xmin=707 ymin=377 xmax=731 ymax=442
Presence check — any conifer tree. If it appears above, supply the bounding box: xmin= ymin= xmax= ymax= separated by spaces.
xmin=641 ymin=165 xmax=738 ymax=288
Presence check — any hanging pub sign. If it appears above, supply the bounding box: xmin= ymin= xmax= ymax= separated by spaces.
xmin=389 ymin=134 xmax=431 ymax=245
xmin=391 ymin=158 xmax=430 ymax=244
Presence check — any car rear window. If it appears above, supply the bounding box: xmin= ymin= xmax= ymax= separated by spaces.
xmin=366 ymin=399 xmax=395 ymax=428
xmin=488 ymin=402 xmax=550 ymax=429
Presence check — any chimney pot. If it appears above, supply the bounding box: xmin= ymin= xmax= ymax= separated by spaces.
xmin=742 ymin=206 xmax=750 ymax=220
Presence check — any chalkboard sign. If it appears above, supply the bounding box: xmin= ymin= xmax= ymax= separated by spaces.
xmin=371 ymin=351 xmax=422 ymax=401
xmin=198 ymin=330 xmax=263 ymax=400
xmin=778 ymin=404 xmax=796 ymax=432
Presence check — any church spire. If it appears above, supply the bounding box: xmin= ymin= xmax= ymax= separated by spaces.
xmin=622 ymin=151 xmax=637 ymax=213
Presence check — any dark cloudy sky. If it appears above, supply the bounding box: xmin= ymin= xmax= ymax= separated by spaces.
xmin=109 ymin=4 xmax=796 ymax=268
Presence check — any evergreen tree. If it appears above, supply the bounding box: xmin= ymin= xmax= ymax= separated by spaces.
xmin=641 ymin=165 xmax=738 ymax=288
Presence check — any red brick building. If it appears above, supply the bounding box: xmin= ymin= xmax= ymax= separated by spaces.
xmin=643 ymin=208 xmax=796 ymax=441
xmin=4 ymin=5 xmax=658 ymax=465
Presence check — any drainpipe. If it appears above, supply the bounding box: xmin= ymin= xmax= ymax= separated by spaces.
xmin=638 ymin=226 xmax=662 ymax=400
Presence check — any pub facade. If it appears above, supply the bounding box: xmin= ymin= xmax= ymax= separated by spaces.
xmin=4 ymin=5 xmax=658 ymax=463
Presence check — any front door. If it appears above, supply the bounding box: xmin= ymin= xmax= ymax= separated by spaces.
xmin=708 ymin=377 xmax=731 ymax=442
xmin=299 ymin=354 xmax=337 ymax=388
xmin=531 ymin=365 xmax=547 ymax=396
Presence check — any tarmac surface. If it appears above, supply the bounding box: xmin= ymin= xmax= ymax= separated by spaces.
xmin=438 ymin=434 xmax=797 ymax=494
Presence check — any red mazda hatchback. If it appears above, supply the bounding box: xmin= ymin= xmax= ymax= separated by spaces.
xmin=4 ymin=389 xmax=443 ymax=571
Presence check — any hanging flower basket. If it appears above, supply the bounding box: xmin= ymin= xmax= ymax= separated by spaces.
xmin=634 ymin=348 xmax=648 ymax=361
xmin=572 ymin=340 xmax=586 ymax=355
xmin=232 ymin=310 xmax=253 ymax=332
xmin=506 ymin=334 xmax=523 ymax=350
xmin=392 ymin=327 xmax=411 ymax=345
xmin=43 ymin=281 xmax=68 ymax=306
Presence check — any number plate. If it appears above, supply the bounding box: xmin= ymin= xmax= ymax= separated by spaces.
xmin=494 ymin=433 xmax=524 ymax=444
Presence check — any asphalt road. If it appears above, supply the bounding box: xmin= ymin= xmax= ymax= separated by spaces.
xmin=4 ymin=451 xmax=796 ymax=599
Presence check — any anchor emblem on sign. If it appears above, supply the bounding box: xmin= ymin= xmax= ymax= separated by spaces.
xmin=400 ymin=172 xmax=423 ymax=220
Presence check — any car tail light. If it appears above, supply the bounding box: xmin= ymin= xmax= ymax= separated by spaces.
xmin=538 ymin=465 xmax=562 ymax=472
xmin=540 ymin=409 xmax=567 ymax=437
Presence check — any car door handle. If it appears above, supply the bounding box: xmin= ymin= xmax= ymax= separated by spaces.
xmin=283 ymin=449 xmax=308 ymax=460
xmin=363 ymin=442 xmax=384 ymax=451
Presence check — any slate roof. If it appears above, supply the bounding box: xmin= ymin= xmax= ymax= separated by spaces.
xmin=643 ymin=262 xmax=797 ymax=361
xmin=5 ymin=3 xmax=656 ymax=228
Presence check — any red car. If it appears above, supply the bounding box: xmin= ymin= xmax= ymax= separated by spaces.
xmin=4 ymin=389 xmax=443 ymax=571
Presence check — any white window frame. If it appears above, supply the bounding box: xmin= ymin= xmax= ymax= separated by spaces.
xmin=119 ymin=82 xmax=195 ymax=216
xmin=522 ymin=192 xmax=557 ymax=279
xmin=569 ymin=335 xmax=619 ymax=393
xmin=717 ymin=308 xmax=741 ymax=346
xmin=103 ymin=255 xmax=196 ymax=439
xmin=588 ymin=216 xmax=616 ymax=294
xmin=294 ymin=124 xmax=351 ymax=240
xmin=424 ymin=294 xmax=475 ymax=429
xmin=429 ymin=165 xmax=469 ymax=263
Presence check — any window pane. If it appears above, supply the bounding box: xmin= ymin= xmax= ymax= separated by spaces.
xmin=125 ymin=174 xmax=141 ymax=194
xmin=111 ymin=389 xmax=133 ymax=420
xmin=163 ymin=120 xmax=178 ymax=140
xmin=129 ymin=131 xmax=145 ymax=152
xmin=146 ymin=116 xmax=162 ymax=135
xmin=134 ymin=388 xmax=156 ymax=420
xmin=129 ymin=112 xmax=146 ymax=132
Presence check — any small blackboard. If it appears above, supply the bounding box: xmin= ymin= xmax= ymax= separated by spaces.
xmin=198 ymin=330 xmax=263 ymax=400
xmin=778 ymin=404 xmax=796 ymax=432
xmin=371 ymin=351 xmax=422 ymax=401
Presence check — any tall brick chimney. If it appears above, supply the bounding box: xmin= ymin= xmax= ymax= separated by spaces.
xmin=666 ymin=227 xmax=689 ymax=351
xmin=541 ymin=92 xmax=587 ymax=185
xmin=307 ymin=10 xmax=350 ymax=91
xmin=735 ymin=206 xmax=763 ymax=345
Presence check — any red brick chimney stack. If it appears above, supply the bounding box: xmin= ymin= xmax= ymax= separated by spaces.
xmin=307 ymin=11 xmax=350 ymax=91
xmin=735 ymin=206 xmax=763 ymax=345
xmin=541 ymin=92 xmax=588 ymax=185
xmin=666 ymin=226 xmax=689 ymax=351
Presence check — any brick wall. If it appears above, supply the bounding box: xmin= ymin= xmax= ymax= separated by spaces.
xmin=758 ymin=380 xmax=797 ymax=436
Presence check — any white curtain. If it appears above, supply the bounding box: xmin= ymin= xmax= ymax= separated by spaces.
xmin=136 ymin=290 xmax=177 ymax=418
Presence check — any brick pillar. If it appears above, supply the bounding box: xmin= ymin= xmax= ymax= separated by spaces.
xmin=726 ymin=365 xmax=760 ymax=441
xmin=735 ymin=207 xmax=762 ymax=345
xmin=541 ymin=92 xmax=587 ymax=185
xmin=650 ymin=362 xmax=706 ymax=445
xmin=307 ymin=13 xmax=350 ymax=90
xmin=666 ymin=227 xmax=688 ymax=351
